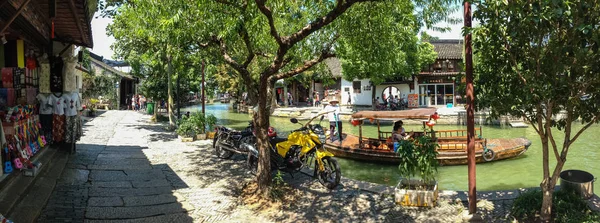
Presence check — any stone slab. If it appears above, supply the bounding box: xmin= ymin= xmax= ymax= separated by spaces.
xmin=131 ymin=179 xmax=171 ymax=188
xmin=89 ymin=170 xmax=128 ymax=181
xmin=59 ymin=169 xmax=90 ymax=185
xmin=94 ymin=159 xmax=152 ymax=166
xmin=88 ymin=186 xmax=173 ymax=197
xmin=84 ymin=213 xmax=193 ymax=223
xmin=88 ymin=197 xmax=124 ymax=207
xmin=85 ymin=202 xmax=189 ymax=219
xmin=91 ymin=181 xmax=133 ymax=188
xmin=88 ymin=164 xmax=153 ymax=170
xmin=123 ymin=194 xmax=178 ymax=206
xmin=97 ymin=153 xmax=148 ymax=159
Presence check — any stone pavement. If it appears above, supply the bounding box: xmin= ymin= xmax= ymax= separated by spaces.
xmin=28 ymin=110 xmax=516 ymax=223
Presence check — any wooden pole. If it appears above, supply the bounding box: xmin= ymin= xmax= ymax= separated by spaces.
xmin=464 ymin=1 xmax=477 ymax=214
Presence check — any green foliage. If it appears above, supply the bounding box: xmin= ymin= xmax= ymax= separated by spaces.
xmin=473 ymin=0 xmax=600 ymax=219
xmin=270 ymin=170 xmax=287 ymax=201
xmin=396 ymin=133 xmax=439 ymax=182
xmin=175 ymin=119 xmax=196 ymax=137
xmin=179 ymin=112 xmax=217 ymax=134
xmin=511 ymin=189 xmax=600 ymax=223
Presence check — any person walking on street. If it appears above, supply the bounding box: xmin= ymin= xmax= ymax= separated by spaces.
xmin=314 ymin=92 xmax=320 ymax=107
xmin=287 ymin=91 xmax=293 ymax=106
xmin=347 ymin=92 xmax=351 ymax=106
xmin=320 ymin=99 xmax=342 ymax=142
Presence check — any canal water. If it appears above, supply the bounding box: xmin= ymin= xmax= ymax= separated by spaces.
xmin=184 ymin=103 xmax=600 ymax=191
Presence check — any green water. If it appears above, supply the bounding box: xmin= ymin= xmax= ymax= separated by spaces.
xmin=185 ymin=103 xmax=600 ymax=191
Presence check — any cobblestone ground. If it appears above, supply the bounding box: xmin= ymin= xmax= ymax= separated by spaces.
xmin=37 ymin=111 xmax=512 ymax=222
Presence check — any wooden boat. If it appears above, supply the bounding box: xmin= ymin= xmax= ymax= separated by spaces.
xmin=323 ymin=109 xmax=532 ymax=165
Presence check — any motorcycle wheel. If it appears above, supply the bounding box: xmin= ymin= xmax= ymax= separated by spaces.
xmin=247 ymin=153 xmax=258 ymax=175
xmin=214 ymin=136 xmax=234 ymax=159
xmin=317 ymin=157 xmax=341 ymax=189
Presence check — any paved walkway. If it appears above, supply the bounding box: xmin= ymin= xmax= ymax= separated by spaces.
xmin=27 ymin=110 xmax=531 ymax=222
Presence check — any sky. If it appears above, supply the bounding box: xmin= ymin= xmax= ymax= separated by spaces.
xmin=89 ymin=11 xmax=465 ymax=60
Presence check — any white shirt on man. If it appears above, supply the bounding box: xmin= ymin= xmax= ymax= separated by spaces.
xmin=324 ymin=103 xmax=341 ymax=122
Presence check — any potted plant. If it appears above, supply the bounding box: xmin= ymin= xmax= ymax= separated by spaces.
xmin=394 ymin=130 xmax=440 ymax=207
xmin=88 ymin=99 xmax=99 ymax=117
xmin=176 ymin=118 xmax=196 ymax=142
xmin=187 ymin=112 xmax=217 ymax=140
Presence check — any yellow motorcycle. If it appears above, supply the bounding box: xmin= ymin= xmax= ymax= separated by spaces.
xmin=245 ymin=115 xmax=341 ymax=189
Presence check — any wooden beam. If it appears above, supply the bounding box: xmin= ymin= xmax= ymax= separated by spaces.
xmin=0 ymin=0 xmax=32 ymax=34
xmin=67 ymin=0 xmax=85 ymax=43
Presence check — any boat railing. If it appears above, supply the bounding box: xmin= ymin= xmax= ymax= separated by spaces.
xmin=434 ymin=128 xmax=483 ymax=139
xmin=378 ymin=131 xmax=431 ymax=141
xmin=437 ymin=138 xmax=487 ymax=151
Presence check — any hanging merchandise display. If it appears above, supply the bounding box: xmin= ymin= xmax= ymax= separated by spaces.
xmin=63 ymin=56 xmax=77 ymax=92
xmin=50 ymin=56 xmax=63 ymax=93
xmin=0 ymin=212 xmax=14 ymax=223
xmin=64 ymin=92 xmax=82 ymax=143
xmin=48 ymin=93 xmax=66 ymax=143
xmin=39 ymin=56 xmax=50 ymax=93
xmin=37 ymin=93 xmax=53 ymax=145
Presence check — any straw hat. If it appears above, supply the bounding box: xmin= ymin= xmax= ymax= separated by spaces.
xmin=329 ymin=99 xmax=339 ymax=103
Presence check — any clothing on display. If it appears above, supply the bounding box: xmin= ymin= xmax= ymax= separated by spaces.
xmin=1 ymin=68 xmax=12 ymax=88
xmin=39 ymin=63 xmax=50 ymax=93
xmin=36 ymin=94 xmax=52 ymax=115
xmin=26 ymin=88 xmax=36 ymax=105
xmin=48 ymin=94 xmax=66 ymax=116
xmin=63 ymin=57 xmax=77 ymax=92
xmin=64 ymin=92 xmax=81 ymax=117
xmin=64 ymin=116 xmax=81 ymax=143
xmin=52 ymin=114 xmax=65 ymax=143
xmin=50 ymin=56 xmax=64 ymax=93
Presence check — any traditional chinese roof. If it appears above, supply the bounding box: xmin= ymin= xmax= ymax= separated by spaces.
xmin=90 ymin=57 xmax=133 ymax=79
xmin=428 ymin=39 xmax=463 ymax=60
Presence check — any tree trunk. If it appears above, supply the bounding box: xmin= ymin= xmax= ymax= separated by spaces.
xmin=167 ymin=56 xmax=176 ymax=129
xmin=539 ymin=120 xmax=552 ymax=222
xmin=540 ymin=179 xmax=555 ymax=222
xmin=371 ymin=83 xmax=377 ymax=110
xmin=254 ymin=77 xmax=273 ymax=197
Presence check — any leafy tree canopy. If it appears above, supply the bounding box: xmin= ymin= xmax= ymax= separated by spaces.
xmin=473 ymin=0 xmax=600 ymax=220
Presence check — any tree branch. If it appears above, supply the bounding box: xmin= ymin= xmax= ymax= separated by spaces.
xmin=545 ymin=101 xmax=560 ymax=162
xmin=568 ymin=113 xmax=600 ymax=148
xmin=273 ymin=51 xmax=335 ymax=80
xmin=285 ymin=0 xmax=372 ymax=47
xmin=240 ymin=25 xmax=255 ymax=67
xmin=255 ymin=0 xmax=282 ymax=46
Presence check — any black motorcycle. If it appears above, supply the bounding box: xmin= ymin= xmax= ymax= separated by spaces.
xmin=213 ymin=122 xmax=256 ymax=159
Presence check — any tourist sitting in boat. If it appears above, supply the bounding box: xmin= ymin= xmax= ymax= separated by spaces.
xmin=393 ymin=121 xmax=411 ymax=141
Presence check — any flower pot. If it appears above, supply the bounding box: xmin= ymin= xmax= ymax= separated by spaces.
xmin=395 ymin=178 xmax=438 ymax=207
xmin=178 ymin=135 xmax=195 ymax=142
xmin=196 ymin=133 xmax=207 ymax=140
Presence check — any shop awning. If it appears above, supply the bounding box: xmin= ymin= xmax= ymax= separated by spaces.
xmin=0 ymin=0 xmax=96 ymax=48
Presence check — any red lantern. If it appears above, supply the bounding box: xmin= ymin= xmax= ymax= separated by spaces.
xmin=431 ymin=112 xmax=440 ymax=120
xmin=351 ymin=119 xmax=361 ymax=126
xmin=426 ymin=120 xmax=436 ymax=128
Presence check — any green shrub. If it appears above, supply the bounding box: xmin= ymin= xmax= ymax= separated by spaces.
xmin=176 ymin=117 xmax=196 ymax=137
xmin=511 ymin=188 xmax=600 ymax=223
xmin=396 ymin=132 xmax=439 ymax=182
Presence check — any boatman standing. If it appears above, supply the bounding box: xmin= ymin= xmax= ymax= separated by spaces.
xmin=320 ymin=99 xmax=342 ymax=142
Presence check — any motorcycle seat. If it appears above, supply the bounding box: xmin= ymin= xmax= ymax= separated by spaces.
xmin=270 ymin=137 xmax=287 ymax=144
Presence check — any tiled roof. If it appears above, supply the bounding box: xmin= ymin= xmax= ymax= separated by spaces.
xmin=428 ymin=39 xmax=463 ymax=60
xmin=419 ymin=71 xmax=460 ymax=77
xmin=90 ymin=57 xmax=133 ymax=79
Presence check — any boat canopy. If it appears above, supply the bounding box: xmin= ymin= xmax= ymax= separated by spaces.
xmin=351 ymin=108 xmax=437 ymax=121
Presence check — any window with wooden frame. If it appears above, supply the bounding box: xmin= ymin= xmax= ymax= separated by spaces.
xmin=352 ymin=81 xmax=361 ymax=93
